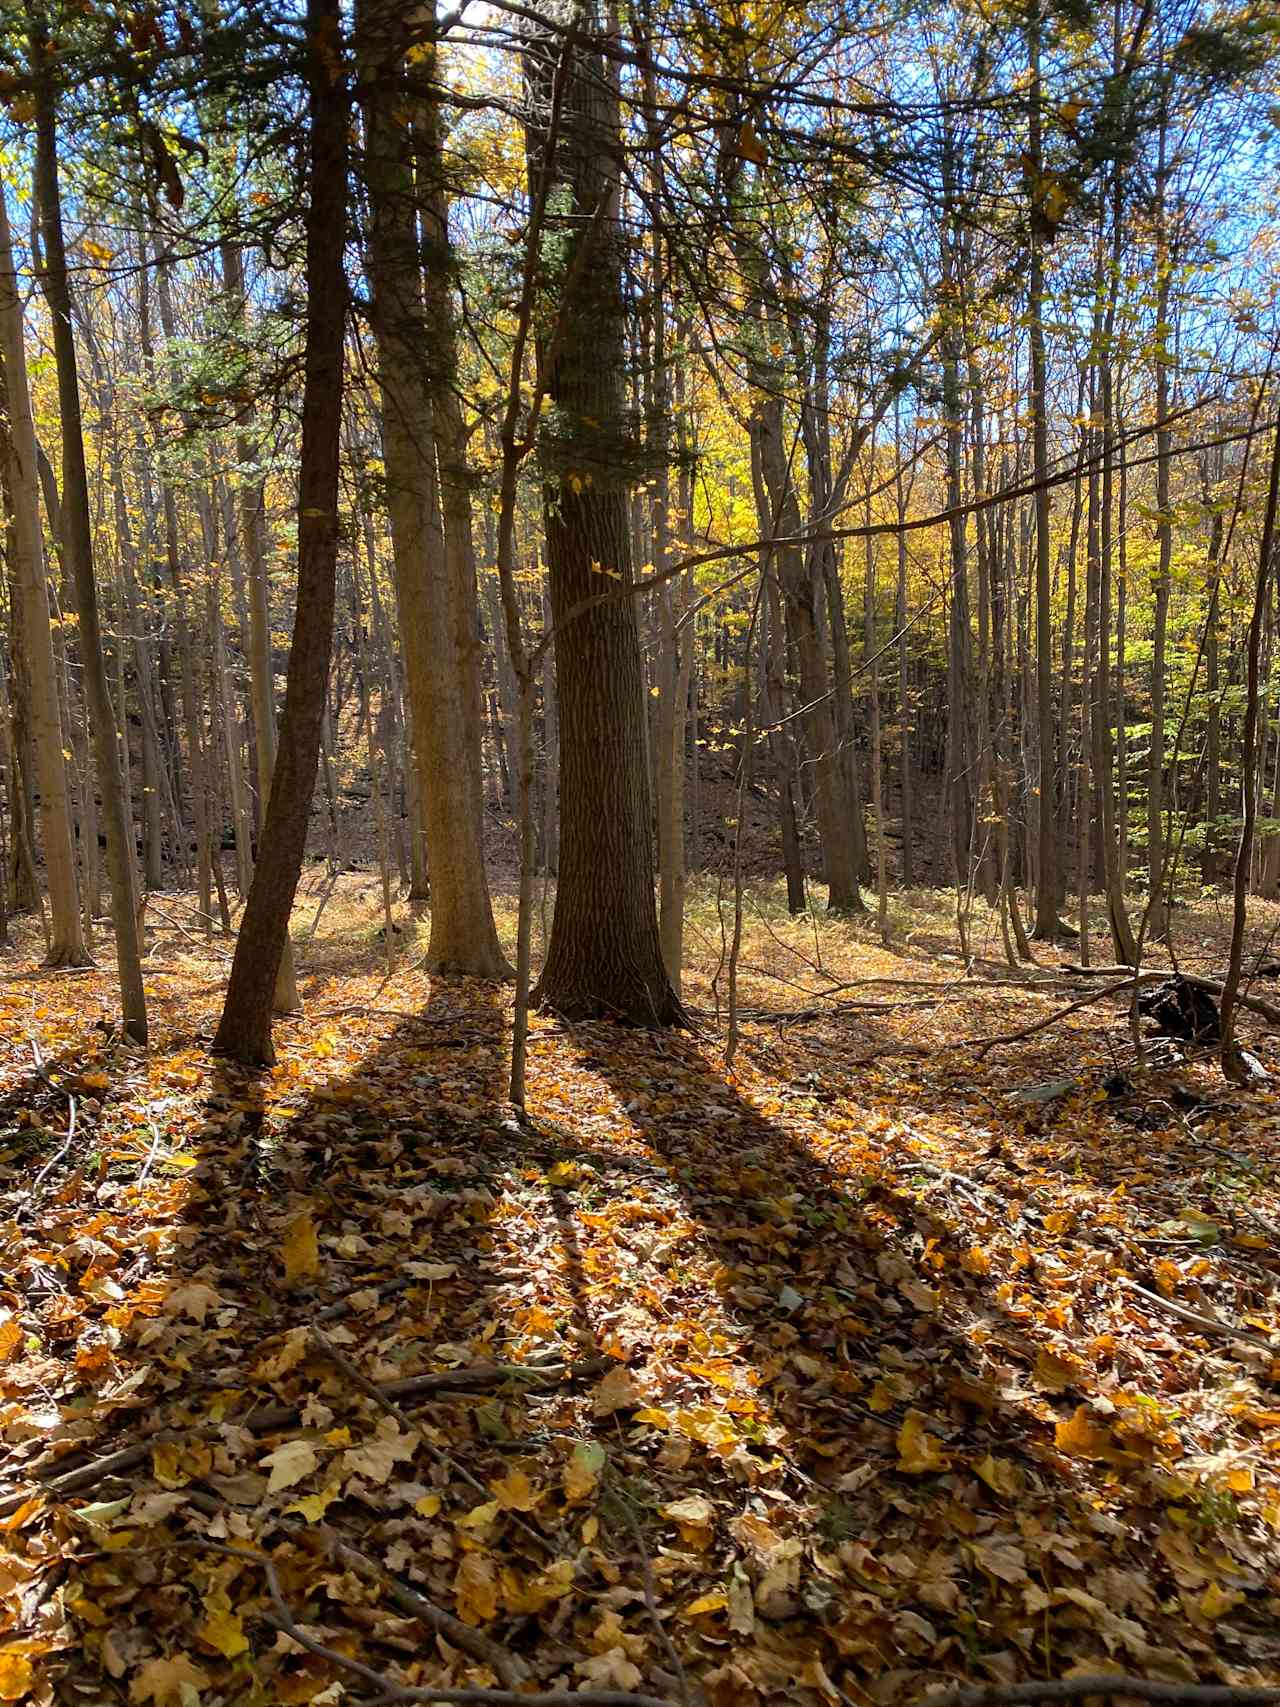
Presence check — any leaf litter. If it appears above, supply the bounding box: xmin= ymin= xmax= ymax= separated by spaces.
xmin=0 ymin=885 xmax=1277 ymax=1705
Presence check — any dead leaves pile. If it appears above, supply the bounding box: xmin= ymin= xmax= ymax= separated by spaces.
xmin=0 ymin=910 xmax=1277 ymax=1706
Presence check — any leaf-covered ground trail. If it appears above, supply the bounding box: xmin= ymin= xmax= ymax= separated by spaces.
xmin=2 ymin=879 xmax=1279 ymax=1706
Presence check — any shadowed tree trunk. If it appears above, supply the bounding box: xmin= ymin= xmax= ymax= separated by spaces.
xmin=213 ymin=0 xmax=348 ymax=1065
xmin=524 ymin=7 xmax=682 ymax=1025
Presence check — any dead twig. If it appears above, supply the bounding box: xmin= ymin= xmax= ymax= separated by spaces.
xmin=308 ymin=1325 xmax=556 ymax=1556
xmin=1120 ymin=1277 xmax=1274 ymax=1353
xmin=922 ymin=1678 xmax=1280 ymax=1707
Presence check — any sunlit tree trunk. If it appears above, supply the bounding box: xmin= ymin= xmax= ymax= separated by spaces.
xmin=214 ymin=0 xmax=348 ymax=1065
xmin=32 ymin=25 xmax=145 ymax=1037
xmin=0 ymin=182 xmax=86 ymax=965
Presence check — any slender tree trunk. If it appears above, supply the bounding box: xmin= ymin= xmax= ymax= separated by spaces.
xmin=221 ymin=239 xmax=301 ymax=1008
xmin=213 ymin=0 xmax=348 ymax=1065
xmin=1027 ymin=8 xmax=1058 ymax=941
xmin=32 ymin=26 xmax=145 ymax=1038
xmin=0 ymin=182 xmax=86 ymax=965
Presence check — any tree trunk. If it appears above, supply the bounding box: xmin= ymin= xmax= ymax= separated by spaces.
xmin=524 ymin=9 xmax=681 ymax=1024
xmin=357 ymin=0 xmax=508 ymax=978
xmin=0 ymin=181 xmax=86 ymax=965
xmin=213 ymin=0 xmax=348 ymax=1065
xmin=32 ymin=28 xmax=145 ymax=1038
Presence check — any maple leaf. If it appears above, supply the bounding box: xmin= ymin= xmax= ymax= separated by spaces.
xmin=129 ymin=1654 xmax=211 ymax=1705
xmin=490 ymin=1467 xmax=540 ymax=1511
xmin=1055 ymin=1406 xmax=1117 ymax=1461
xmin=162 ymin=1283 xmax=223 ymax=1324
xmin=282 ymin=1210 xmax=321 ymax=1286
xmin=340 ymin=1421 xmax=415 ymax=1484
xmin=563 ymin=1440 xmax=605 ymax=1504
xmin=592 ymin=1364 xmax=642 ymax=1415
xmin=896 ymin=1410 xmax=950 ymax=1474
xmin=0 ymin=1654 xmax=33 ymax=1701
xmin=455 ymin=1552 xmax=499 ymax=1624
xmin=260 ymin=1438 xmax=320 ymax=1492
xmin=198 ymin=1591 xmax=249 ymax=1659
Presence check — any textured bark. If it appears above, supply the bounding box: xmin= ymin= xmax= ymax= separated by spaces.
xmin=0 ymin=182 xmax=85 ymax=965
xmin=524 ymin=11 xmax=681 ymax=1025
xmin=213 ymin=0 xmax=348 ymax=1065
xmin=32 ymin=32 xmax=144 ymax=1037
xmin=357 ymin=0 xmax=506 ymax=976
xmin=1027 ymin=9 xmax=1058 ymax=941
xmin=220 ymin=238 xmax=299 ymax=1009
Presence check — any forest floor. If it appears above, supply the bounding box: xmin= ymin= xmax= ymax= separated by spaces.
xmin=1 ymin=875 xmax=1279 ymax=1707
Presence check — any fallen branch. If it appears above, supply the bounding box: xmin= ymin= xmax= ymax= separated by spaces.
xmin=0 ymin=1354 xmax=614 ymax=1515
xmin=112 ymin=1538 xmax=674 ymax=1707
xmin=923 ymin=1677 xmax=1280 ymax=1707
xmin=309 ymin=1325 xmax=556 ymax=1555
xmin=1121 ymin=1278 xmax=1274 ymax=1353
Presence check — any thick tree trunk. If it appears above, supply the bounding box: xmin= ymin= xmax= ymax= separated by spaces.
xmin=32 ymin=34 xmax=145 ymax=1037
xmin=357 ymin=0 xmax=507 ymax=978
xmin=213 ymin=0 xmax=348 ymax=1065
xmin=0 ymin=182 xmax=86 ymax=965
xmin=524 ymin=10 xmax=681 ymax=1025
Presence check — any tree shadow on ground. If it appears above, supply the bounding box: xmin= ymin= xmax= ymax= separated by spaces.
xmin=21 ymin=979 xmax=1280 ymax=1704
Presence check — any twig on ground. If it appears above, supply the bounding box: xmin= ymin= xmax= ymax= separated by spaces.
xmin=308 ymin=1325 xmax=557 ymax=1555
xmin=1120 ymin=1277 xmax=1274 ymax=1353
xmin=109 ymin=1539 xmax=674 ymax=1707
xmin=922 ymin=1678 xmax=1280 ymax=1707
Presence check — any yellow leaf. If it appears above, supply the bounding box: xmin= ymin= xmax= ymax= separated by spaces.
xmin=684 ymin=1591 xmax=728 ymax=1618
xmin=284 ymin=1482 xmax=342 ymax=1522
xmin=456 ymin=1499 xmax=500 ymax=1529
xmin=81 ymin=1071 xmax=111 ymax=1091
xmin=974 ymin=1453 xmax=1021 ymax=1497
xmin=1226 ymin=1467 xmax=1254 ymax=1494
xmin=282 ymin=1211 xmax=321 ymax=1286
xmin=1055 ymin=1406 xmax=1115 ymax=1461
xmin=455 ymin=1552 xmax=499 ymax=1625
xmin=631 ymin=1407 xmax=669 ymax=1429
xmin=260 ymin=1438 xmax=319 ymax=1493
xmin=414 ymin=1492 xmax=442 ymax=1518
xmin=1033 ymin=1347 xmax=1084 ymax=1393
xmin=0 ymin=1656 xmax=33 ymax=1701
xmin=490 ymin=1467 xmax=540 ymax=1511
xmin=151 ymin=1441 xmax=188 ymax=1489
xmin=593 ymin=1364 xmax=642 ymax=1416
xmin=1199 ymin=1582 xmax=1244 ymax=1620
xmin=199 ymin=1592 xmax=249 ymax=1659
xmin=563 ymin=1441 xmax=605 ymax=1504
xmin=897 ymin=1410 xmax=950 ymax=1474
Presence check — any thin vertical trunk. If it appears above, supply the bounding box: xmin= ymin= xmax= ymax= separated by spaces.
xmin=213 ymin=0 xmax=348 ymax=1064
xmin=32 ymin=25 xmax=145 ymax=1037
xmin=1028 ymin=7 xmax=1058 ymax=941
xmin=0 ymin=182 xmax=86 ymax=964
xmin=220 ymin=238 xmax=300 ymax=1008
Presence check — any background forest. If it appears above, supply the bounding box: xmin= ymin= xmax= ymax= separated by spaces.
xmin=2 ymin=0 xmax=1280 ymax=1703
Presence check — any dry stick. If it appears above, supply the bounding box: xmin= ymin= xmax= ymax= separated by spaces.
xmin=3 ymin=1355 xmax=612 ymax=1514
xmin=925 ymin=1680 xmax=1280 ymax=1707
xmin=1120 ymin=1278 xmax=1274 ymax=1354
xmin=116 ymin=1538 xmax=673 ymax=1707
xmin=308 ymin=1326 xmax=556 ymax=1556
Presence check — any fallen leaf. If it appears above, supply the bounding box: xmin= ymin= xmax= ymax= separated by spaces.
xmin=897 ymin=1410 xmax=950 ymax=1474
xmin=282 ymin=1211 xmax=321 ymax=1286
xmin=260 ymin=1438 xmax=319 ymax=1493
xmin=593 ymin=1364 xmax=642 ymax=1416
